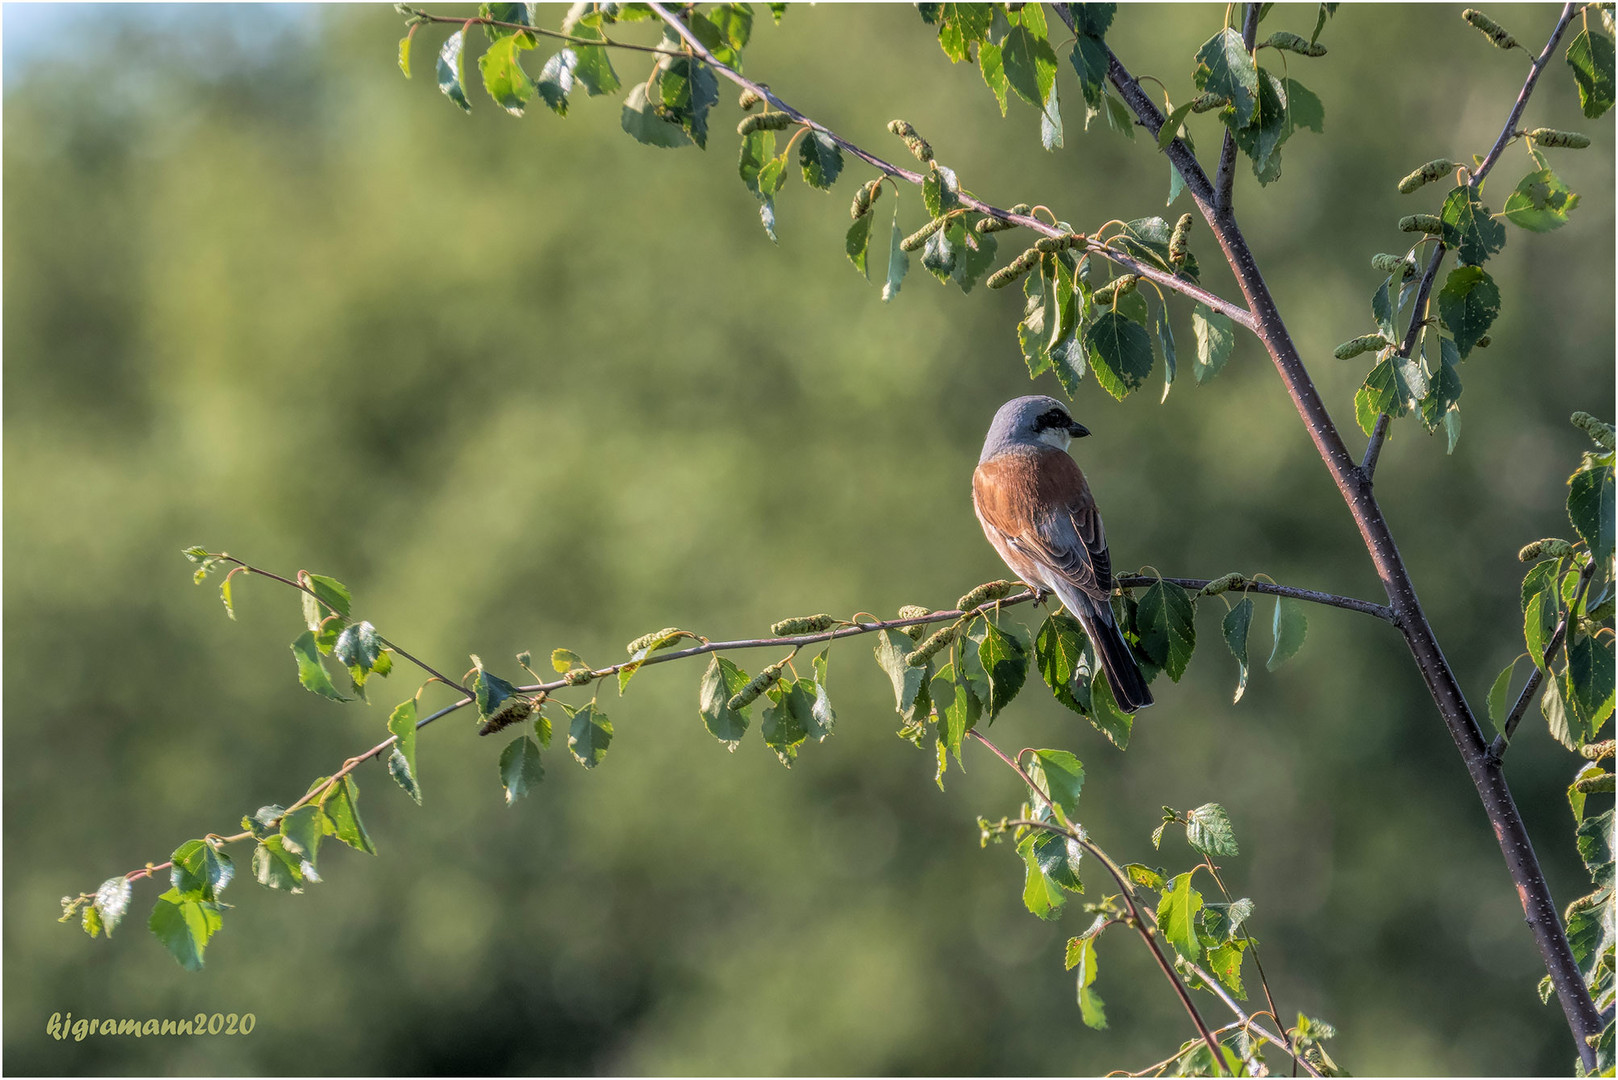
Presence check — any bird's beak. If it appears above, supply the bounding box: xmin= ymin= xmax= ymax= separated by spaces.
xmin=1069 ymin=421 xmax=1091 ymax=438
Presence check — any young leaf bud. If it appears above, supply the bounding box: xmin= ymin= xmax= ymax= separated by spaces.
xmin=887 ymin=119 xmax=934 ymax=162
xmin=1262 ymin=31 xmax=1327 ymax=56
xmin=478 ymin=695 xmax=535 ymax=736
xmin=564 ymin=668 xmax=595 ymax=686
xmin=1474 ymin=334 xmax=1491 ymax=348
xmin=626 ymin=627 xmax=685 ymax=654
xmin=1526 ymin=128 xmax=1591 ymax=148
xmin=1462 ymin=8 xmax=1519 ymax=49
xmin=987 ymin=247 xmax=1043 ymax=289
xmin=1571 ymin=411 xmax=1617 ymax=450
xmin=901 ymin=216 xmax=949 ymax=252
xmin=738 ymin=87 xmax=763 ymax=110
xmin=1190 ymin=92 xmax=1228 ymax=113
xmin=726 ymin=658 xmax=788 ymax=711
xmin=1034 ymin=232 xmax=1085 ymax=253
xmin=738 ymin=111 xmax=794 ymax=136
xmin=1398 ymin=214 xmax=1445 ymax=234
xmin=957 ymin=580 xmax=1020 ymax=611
xmin=1197 ymin=573 xmax=1247 ymax=597
xmin=1371 ymin=252 xmax=1417 ymax=278
xmin=906 ymin=620 xmax=963 ymax=667
xmin=1581 ymin=739 xmax=1616 ymax=762
xmin=1169 ymin=214 xmax=1194 ymax=263
xmin=898 ymin=605 xmax=932 ymax=640
xmin=1333 ymin=334 xmax=1392 ymax=360
xmin=1092 ymin=274 xmax=1140 ymax=305
xmin=1517 ymin=538 xmax=1575 ymax=562
xmin=1573 ymin=771 xmax=1615 ymax=795
xmin=1397 ymin=159 xmax=1464 ymax=194
xmin=850 ymin=178 xmax=884 ymax=220
xmin=976 ymin=215 xmax=1022 ymax=233
xmin=770 ymin=614 xmax=836 ymax=636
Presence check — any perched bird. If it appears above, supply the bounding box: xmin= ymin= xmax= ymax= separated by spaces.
xmin=972 ymin=395 xmax=1153 ymax=712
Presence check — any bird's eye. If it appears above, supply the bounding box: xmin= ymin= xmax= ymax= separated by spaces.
xmin=1035 ymin=408 xmax=1069 ymax=431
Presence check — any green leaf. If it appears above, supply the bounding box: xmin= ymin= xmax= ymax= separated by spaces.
xmin=1566 ymin=632 xmax=1616 ymax=731
xmin=698 ymin=654 xmax=751 ymax=750
xmin=319 ymin=775 xmax=376 ymax=854
xmin=1156 ymin=872 xmax=1204 ymax=959
xmin=1101 ymin=93 xmax=1135 ymax=140
xmin=387 ymin=698 xmax=421 ymax=803
xmin=1041 ymin=78 xmax=1064 ymax=150
xmin=980 ymin=41 xmax=1009 ymax=115
xmin=874 ymin=627 xmax=929 ymax=719
xmin=1135 ymin=580 xmax=1196 ymax=682
xmin=291 ymin=631 xmax=350 ymax=702
xmin=399 ymin=33 xmax=414 ymax=79
xmin=280 ymin=804 xmax=324 ymax=865
xmin=1502 ymin=167 xmax=1581 ymax=232
xmin=1566 ymin=29 xmax=1616 ymax=119
xmin=1191 ymin=303 xmax=1234 ymax=384
xmin=1355 ymin=353 xmax=1426 ymax=433
xmin=1206 ymin=940 xmax=1248 ymax=998
xmin=1440 ymin=186 xmax=1506 ymax=267
xmin=1030 ymin=828 xmax=1083 ymax=891
xmin=251 ymin=836 xmax=305 ymax=891
xmin=1577 ymin=808 xmax=1615 ymax=887
xmin=1419 ymin=339 xmax=1464 ymax=443
xmin=882 ymin=205 xmax=909 ymax=302
xmin=1087 ymin=666 xmax=1133 ymax=749
xmin=1065 ymin=933 xmax=1107 ymax=1029
xmin=621 ymin=83 xmax=691 ymax=148
xmin=92 ymin=877 xmax=133 ymax=938
xmin=565 ymin=702 xmax=612 ymax=768
xmin=1001 ymin=24 xmax=1058 ymax=110
xmin=1036 ymin=612 xmax=1091 ymax=715
xmin=149 ymin=888 xmax=223 ymax=972
xmin=1154 ymin=304 xmax=1177 ymax=403
xmin=935 ymin=2 xmax=993 ymax=62
xmin=1486 ymin=656 xmax=1523 ymax=735
xmin=738 ymin=128 xmax=778 ymax=199
xmin=932 ymin=660 xmax=982 ymax=767
xmin=1026 ymin=749 xmax=1085 ymax=819
xmin=499 ymin=735 xmax=544 ymax=804
xmin=797 ymin=130 xmax=843 ymax=189
xmin=1185 ymin=803 xmax=1239 ymax=857
xmin=471 ymin=655 xmax=527 ymax=729
xmin=478 ymin=32 xmax=536 ymax=115
xmin=1202 ymin=897 xmax=1254 ymax=943
xmin=536 ymin=48 xmax=577 ymax=114
xmin=761 ymin=679 xmax=814 ymax=766
xmin=656 ymin=56 xmax=719 ymax=148
xmin=979 ymin=620 xmax=1030 ymax=718
xmin=170 ymin=840 xmax=234 ymax=902
xmin=1436 ymin=266 xmax=1500 ymax=359
xmin=810 ymin=649 xmax=836 ymax=741
xmin=1086 ymin=311 xmax=1155 ymax=400
xmin=1569 ymin=461 xmax=1616 ymax=560
xmin=953 ymin=227 xmax=998 ymax=294
xmin=1068 ymin=34 xmax=1109 ymax=115
xmin=1283 ymin=77 xmax=1324 ymax=135
xmin=923 ymin=164 xmax=960 ymax=218
xmin=437 ymin=29 xmax=472 ymax=112
xmin=1016 ymin=832 xmax=1067 ymax=919
xmin=1157 ymin=99 xmax=1195 ymax=150
xmin=1266 ymin=597 xmax=1306 ymax=670
xmin=570 ymin=41 xmax=619 ymax=96
xmin=1229 ymin=67 xmax=1287 ymax=176
xmin=1222 ymin=597 xmax=1253 ymax=703
xmin=922 ymin=221 xmax=959 ymax=282
xmin=1195 ymin=27 xmax=1259 ymax=125
xmin=845 ymin=213 xmax=874 ymax=278
xmin=300 ymin=573 xmax=352 ymax=631
xmin=1523 ymin=564 xmax=1562 ymax=672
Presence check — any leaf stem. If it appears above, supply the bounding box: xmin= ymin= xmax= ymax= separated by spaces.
xmin=1486 ymin=557 xmax=1598 ymax=761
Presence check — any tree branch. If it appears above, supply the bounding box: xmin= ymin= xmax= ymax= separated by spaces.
xmin=641 ymin=0 xmax=1256 ymax=331
xmin=1487 ymin=557 xmax=1598 ymax=761
xmin=1361 ymin=242 xmax=1446 ymax=477
xmin=1104 ymin=9 xmax=1601 ymax=1066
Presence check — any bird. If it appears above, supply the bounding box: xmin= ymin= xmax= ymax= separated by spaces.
xmin=972 ymin=395 xmax=1153 ymax=713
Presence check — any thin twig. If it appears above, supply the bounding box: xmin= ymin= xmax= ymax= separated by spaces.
xmin=1361 ymin=243 xmax=1446 ymax=477
xmin=1472 ymin=4 xmax=1580 ymax=187
xmin=969 ymin=731 xmax=1227 ymax=1067
xmin=640 ymin=0 xmax=1256 ymax=331
xmin=410 ymin=10 xmax=684 ymax=57
xmin=1487 ymin=557 xmax=1598 ymax=761
xmin=1213 ymin=4 xmax=1261 ymax=214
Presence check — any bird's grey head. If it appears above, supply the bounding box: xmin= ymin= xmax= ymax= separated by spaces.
xmin=979 ymin=395 xmax=1091 ymax=463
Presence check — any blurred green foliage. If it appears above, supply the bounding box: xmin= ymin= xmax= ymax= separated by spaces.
xmin=4 ymin=3 xmax=1612 ymax=1073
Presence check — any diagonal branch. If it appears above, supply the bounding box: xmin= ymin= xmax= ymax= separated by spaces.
xmin=1102 ymin=7 xmax=1601 ymax=1066
xmin=642 ymin=0 xmax=1255 ymax=331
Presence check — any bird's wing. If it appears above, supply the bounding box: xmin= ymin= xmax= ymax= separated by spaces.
xmin=973 ymin=449 xmax=1111 ymax=601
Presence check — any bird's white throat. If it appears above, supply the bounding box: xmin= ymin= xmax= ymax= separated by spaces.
xmin=1036 ymin=428 xmax=1072 ymax=451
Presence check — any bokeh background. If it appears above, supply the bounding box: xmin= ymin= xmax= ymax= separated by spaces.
xmin=4 ymin=3 xmax=1613 ymax=1074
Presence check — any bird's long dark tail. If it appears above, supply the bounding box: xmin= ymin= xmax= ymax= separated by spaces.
xmin=1057 ymin=585 xmax=1153 ymax=713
